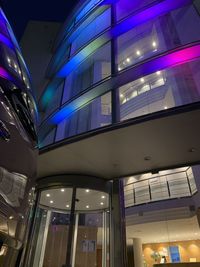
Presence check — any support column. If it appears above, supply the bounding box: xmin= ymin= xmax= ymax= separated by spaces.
xmin=111 ymin=179 xmax=127 ymax=267
xmin=133 ymin=238 xmax=143 ymax=267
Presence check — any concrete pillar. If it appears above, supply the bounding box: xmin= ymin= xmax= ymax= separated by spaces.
xmin=133 ymin=238 xmax=143 ymax=267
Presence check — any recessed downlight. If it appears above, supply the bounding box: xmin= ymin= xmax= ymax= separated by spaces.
xmin=66 ymin=204 xmax=70 ymax=208
xmin=100 ymin=202 xmax=104 ymax=206
xmin=85 ymin=189 xmax=90 ymax=193
xmin=86 ymin=205 xmax=90 ymax=209
xmin=136 ymin=50 xmax=141 ymax=56
xmin=46 ymin=193 xmax=50 ymax=197
xmin=50 ymin=200 xmax=54 ymax=204
xmin=101 ymin=195 xmax=105 ymax=199
xmin=61 ymin=189 xmax=65 ymax=192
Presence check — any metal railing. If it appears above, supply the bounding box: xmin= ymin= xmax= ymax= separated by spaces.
xmin=124 ymin=167 xmax=197 ymax=208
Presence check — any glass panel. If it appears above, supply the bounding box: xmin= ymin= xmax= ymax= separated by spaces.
xmin=44 ymin=82 xmax=64 ymax=120
xmin=75 ymin=0 xmax=102 ymax=23
xmin=27 ymin=188 xmax=72 ymax=267
xmin=40 ymin=128 xmax=56 ymax=148
xmin=124 ymin=167 xmax=197 ymax=207
xmin=71 ymin=8 xmax=111 ymax=56
xmin=74 ymin=188 xmax=110 ymax=267
xmin=49 ymin=45 xmax=71 ymax=76
xmin=117 ymin=5 xmax=200 ymax=72
xmin=119 ymin=59 xmax=200 ymax=121
xmin=116 ymin=0 xmax=158 ymax=21
xmin=62 ymin=42 xmax=111 ymax=103
xmin=26 ymin=187 xmax=110 ymax=267
xmin=56 ymin=91 xmax=111 ymax=142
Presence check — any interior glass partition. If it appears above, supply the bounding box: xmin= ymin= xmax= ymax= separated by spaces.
xmin=25 ymin=186 xmax=110 ymax=267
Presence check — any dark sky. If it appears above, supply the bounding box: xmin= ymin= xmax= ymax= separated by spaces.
xmin=1 ymin=0 xmax=78 ymax=41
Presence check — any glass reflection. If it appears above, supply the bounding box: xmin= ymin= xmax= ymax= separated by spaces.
xmin=119 ymin=59 xmax=200 ymax=121
xmin=62 ymin=42 xmax=111 ymax=104
xmin=117 ymin=5 xmax=200 ymax=72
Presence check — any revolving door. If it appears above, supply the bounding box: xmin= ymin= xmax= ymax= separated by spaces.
xmin=22 ymin=174 xmax=125 ymax=267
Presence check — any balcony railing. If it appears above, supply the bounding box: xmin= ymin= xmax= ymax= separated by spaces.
xmin=124 ymin=167 xmax=197 ymax=208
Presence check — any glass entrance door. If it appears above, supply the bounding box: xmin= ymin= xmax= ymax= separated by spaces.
xmin=25 ymin=187 xmax=110 ymax=267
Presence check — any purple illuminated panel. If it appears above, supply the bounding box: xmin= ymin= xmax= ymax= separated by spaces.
xmin=111 ymin=0 xmax=192 ymax=37
xmin=0 ymin=32 xmax=14 ymax=49
xmin=51 ymin=43 xmax=200 ymax=125
xmin=57 ymin=0 xmax=192 ymax=78
xmin=136 ymin=43 xmax=200 ymax=77
xmin=0 ymin=66 xmax=13 ymax=81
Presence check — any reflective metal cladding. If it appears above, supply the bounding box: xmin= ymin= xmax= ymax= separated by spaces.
xmin=0 ymin=7 xmax=37 ymax=267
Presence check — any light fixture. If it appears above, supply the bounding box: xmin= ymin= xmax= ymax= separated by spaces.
xmin=85 ymin=189 xmax=90 ymax=193
xmin=136 ymin=50 xmax=141 ymax=56
xmin=118 ymin=67 xmax=121 ymax=71
xmin=101 ymin=195 xmax=105 ymax=199
xmin=120 ymin=93 xmax=123 ymax=98
xmin=9 ymin=216 xmax=14 ymax=220
xmin=66 ymin=204 xmax=70 ymax=208
xmin=126 ymin=57 xmax=130 ymax=63
xmin=152 ymin=41 xmax=157 ymax=47
xmin=46 ymin=193 xmax=50 ymax=197
xmin=61 ymin=188 xmax=65 ymax=192
xmin=164 ymin=106 xmax=168 ymax=110
xmin=86 ymin=205 xmax=90 ymax=209
xmin=140 ymin=78 xmax=144 ymax=82
xmin=50 ymin=200 xmax=54 ymax=204
xmin=156 ymin=71 xmax=161 ymax=75
xmin=100 ymin=202 xmax=104 ymax=206
xmin=7 ymin=57 xmax=11 ymax=63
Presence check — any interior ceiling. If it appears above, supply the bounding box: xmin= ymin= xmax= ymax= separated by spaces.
xmin=126 ymin=216 xmax=200 ymax=244
xmin=38 ymin=108 xmax=200 ymax=179
xmin=40 ymin=188 xmax=109 ymax=211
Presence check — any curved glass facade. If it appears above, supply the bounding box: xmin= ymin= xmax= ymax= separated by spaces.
xmin=39 ymin=0 xmax=200 ymax=148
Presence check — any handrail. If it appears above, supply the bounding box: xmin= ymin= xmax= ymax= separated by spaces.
xmin=124 ymin=167 xmax=197 ymax=207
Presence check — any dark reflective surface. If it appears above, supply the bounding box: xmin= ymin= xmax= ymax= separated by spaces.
xmin=0 ymin=7 xmax=37 ymax=267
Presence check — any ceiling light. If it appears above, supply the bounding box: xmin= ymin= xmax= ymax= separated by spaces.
xmin=120 ymin=93 xmax=123 ymax=98
xmin=164 ymin=106 xmax=168 ymax=110
xmin=7 ymin=57 xmax=11 ymax=63
xmin=86 ymin=205 xmax=90 ymax=209
xmin=136 ymin=50 xmax=141 ymax=56
xmin=140 ymin=78 xmax=144 ymax=82
xmin=101 ymin=195 xmax=105 ymax=199
xmin=126 ymin=58 xmax=130 ymax=63
xmin=85 ymin=189 xmax=90 ymax=193
xmin=100 ymin=202 xmax=104 ymax=206
xmin=118 ymin=67 xmax=121 ymax=71
xmin=46 ymin=194 xmax=50 ymax=197
xmin=50 ymin=200 xmax=54 ymax=204
xmin=156 ymin=71 xmax=161 ymax=75
xmin=152 ymin=41 xmax=157 ymax=47
xmin=61 ymin=188 xmax=65 ymax=192
xmin=9 ymin=216 xmax=14 ymax=220
xmin=66 ymin=204 xmax=70 ymax=208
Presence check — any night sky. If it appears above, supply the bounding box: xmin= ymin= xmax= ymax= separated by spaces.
xmin=1 ymin=0 xmax=78 ymax=41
